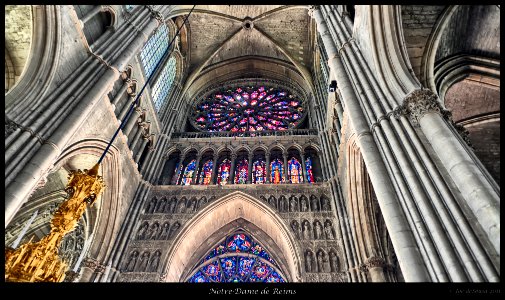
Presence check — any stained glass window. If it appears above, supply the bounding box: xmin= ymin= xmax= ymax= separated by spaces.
xmin=139 ymin=24 xmax=169 ymax=79
xmin=198 ymin=159 xmax=213 ymax=185
xmin=217 ymin=159 xmax=231 ymax=185
xmin=306 ymin=156 xmax=315 ymax=183
xmin=192 ymin=86 xmax=305 ymax=132
xmin=181 ymin=159 xmax=196 ymax=186
xmin=234 ymin=159 xmax=248 ymax=184
xmin=288 ymin=157 xmax=303 ymax=184
xmin=187 ymin=232 xmax=286 ymax=283
xmin=151 ymin=56 xmax=177 ymax=112
xmin=270 ymin=159 xmax=284 ymax=184
xmin=252 ymin=159 xmax=266 ymax=184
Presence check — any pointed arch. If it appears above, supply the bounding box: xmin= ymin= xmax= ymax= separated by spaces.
xmin=161 ymin=191 xmax=302 ymax=282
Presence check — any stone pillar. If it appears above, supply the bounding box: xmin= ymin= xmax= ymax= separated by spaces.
xmin=80 ymin=257 xmax=99 ymax=282
xmin=210 ymin=156 xmax=218 ymax=185
xmin=282 ymin=152 xmax=288 ymax=183
xmin=365 ymin=257 xmax=387 ymax=282
xmin=247 ymin=153 xmax=253 ymax=184
xmin=265 ymin=153 xmax=271 ymax=183
xmin=397 ymin=89 xmax=500 ymax=254
xmin=300 ymin=152 xmax=308 ymax=183
xmin=191 ymin=154 xmax=202 ymax=185
xmin=311 ymin=5 xmax=430 ymax=282
xmin=118 ymin=94 xmax=137 ymax=122
xmin=123 ymin=108 xmax=141 ymax=137
xmin=129 ymin=125 xmax=143 ymax=150
xmin=134 ymin=137 xmax=149 ymax=163
xmin=111 ymin=80 xmax=130 ymax=108
xmin=228 ymin=153 xmax=237 ymax=184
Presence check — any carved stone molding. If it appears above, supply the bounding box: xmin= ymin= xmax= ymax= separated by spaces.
xmin=83 ymin=257 xmax=99 ymax=270
xmin=308 ymin=5 xmax=320 ymax=18
xmin=365 ymin=256 xmax=386 ymax=269
xmin=454 ymin=123 xmax=474 ymax=149
xmin=95 ymin=263 xmax=106 ymax=274
xmin=5 ymin=118 xmax=19 ymax=138
xmin=395 ymin=89 xmax=473 ymax=148
xmin=394 ymin=89 xmax=448 ymax=126
xmin=358 ymin=263 xmax=368 ymax=273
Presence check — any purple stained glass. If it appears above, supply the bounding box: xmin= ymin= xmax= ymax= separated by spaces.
xmin=192 ymin=86 xmax=304 ymax=132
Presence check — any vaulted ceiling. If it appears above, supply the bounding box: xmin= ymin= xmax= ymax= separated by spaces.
xmin=169 ymin=5 xmax=314 ymax=96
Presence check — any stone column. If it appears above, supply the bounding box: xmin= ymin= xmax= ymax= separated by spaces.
xmin=282 ymin=152 xmax=288 ymax=183
xmin=123 ymin=108 xmax=141 ymax=137
xmin=365 ymin=257 xmax=387 ymax=282
xmin=265 ymin=153 xmax=271 ymax=183
xmin=210 ymin=156 xmax=218 ymax=185
xmin=134 ymin=137 xmax=149 ymax=163
xmin=247 ymin=153 xmax=253 ymax=184
xmin=111 ymin=80 xmax=130 ymax=108
xmin=128 ymin=125 xmax=143 ymax=150
xmin=228 ymin=153 xmax=237 ymax=184
xmin=397 ymin=89 xmax=500 ymax=254
xmin=311 ymin=5 xmax=429 ymax=282
xmin=80 ymin=257 xmax=99 ymax=282
xmin=300 ymin=152 xmax=308 ymax=183
xmin=191 ymin=154 xmax=202 ymax=185
xmin=118 ymin=94 xmax=137 ymax=122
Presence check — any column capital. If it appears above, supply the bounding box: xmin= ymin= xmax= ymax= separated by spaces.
xmin=307 ymin=5 xmax=320 ymax=18
xmin=365 ymin=256 xmax=386 ymax=269
xmin=393 ymin=89 xmax=451 ymax=127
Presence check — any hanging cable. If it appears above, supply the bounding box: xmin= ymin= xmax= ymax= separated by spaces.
xmin=98 ymin=5 xmax=196 ymax=164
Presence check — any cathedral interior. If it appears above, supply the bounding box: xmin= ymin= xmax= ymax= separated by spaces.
xmin=4 ymin=5 xmax=500 ymax=283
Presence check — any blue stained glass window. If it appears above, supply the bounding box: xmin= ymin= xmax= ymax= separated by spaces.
xmin=252 ymin=159 xmax=266 ymax=184
xmin=306 ymin=156 xmax=315 ymax=183
xmin=217 ymin=158 xmax=231 ymax=185
xmin=288 ymin=157 xmax=303 ymax=184
xmin=151 ymin=56 xmax=177 ymax=112
xmin=270 ymin=159 xmax=284 ymax=184
xmin=139 ymin=24 xmax=169 ymax=79
xmin=233 ymin=159 xmax=248 ymax=184
xmin=181 ymin=159 xmax=196 ymax=186
xmin=187 ymin=232 xmax=286 ymax=282
xmin=198 ymin=159 xmax=213 ymax=185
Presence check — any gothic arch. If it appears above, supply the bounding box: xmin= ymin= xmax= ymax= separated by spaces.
xmin=5 ymin=5 xmax=61 ymax=110
xmin=197 ymin=146 xmax=216 ymax=157
xmin=161 ymin=191 xmax=302 ymax=282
